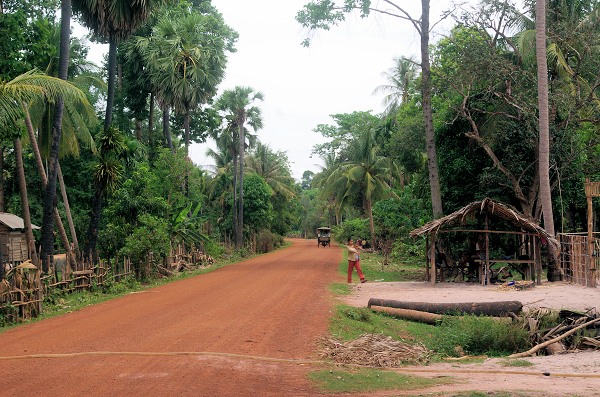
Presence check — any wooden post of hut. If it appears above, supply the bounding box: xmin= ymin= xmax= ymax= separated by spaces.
xmin=585 ymin=179 xmax=599 ymax=287
xmin=429 ymin=234 xmax=436 ymax=285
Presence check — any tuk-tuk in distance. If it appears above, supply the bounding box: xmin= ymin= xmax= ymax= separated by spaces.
xmin=317 ymin=227 xmax=331 ymax=247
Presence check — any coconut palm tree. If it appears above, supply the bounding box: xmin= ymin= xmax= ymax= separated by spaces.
xmin=325 ymin=127 xmax=396 ymax=248
xmin=40 ymin=0 xmax=72 ymax=273
xmin=535 ymin=0 xmax=554 ymax=243
xmin=373 ymin=56 xmax=419 ymax=116
xmin=1 ymin=70 xmax=90 ymax=271
xmin=245 ymin=142 xmax=296 ymax=200
xmin=215 ymin=86 xmax=264 ymax=249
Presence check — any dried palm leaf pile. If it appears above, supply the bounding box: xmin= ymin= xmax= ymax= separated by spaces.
xmin=320 ymin=334 xmax=432 ymax=367
xmin=496 ymin=280 xmax=535 ymax=291
xmin=509 ymin=308 xmax=600 ymax=357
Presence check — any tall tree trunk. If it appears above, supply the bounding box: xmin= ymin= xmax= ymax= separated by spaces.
xmin=84 ymin=186 xmax=103 ymax=260
xmin=162 ymin=107 xmax=173 ymax=151
xmin=148 ymin=93 xmax=155 ymax=143
xmin=104 ymin=37 xmax=117 ymax=131
xmin=57 ymin=161 xmax=78 ymax=252
xmin=184 ymin=110 xmax=190 ymax=197
xmin=536 ymin=0 xmax=558 ymax=281
xmin=14 ymin=138 xmax=39 ymax=267
xmin=536 ymin=0 xmax=554 ymax=236
xmin=366 ymin=198 xmax=376 ymax=250
xmin=232 ymin=153 xmax=238 ymax=249
xmin=237 ymin=123 xmax=244 ymax=249
xmin=0 ymin=146 xmax=4 ymax=212
xmin=135 ymin=119 xmax=142 ymax=142
xmin=420 ymin=0 xmax=443 ymax=219
xmin=41 ymin=0 xmax=71 ymax=273
xmin=23 ymin=104 xmax=73 ymax=256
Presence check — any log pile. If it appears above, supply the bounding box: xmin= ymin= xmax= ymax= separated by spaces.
xmin=510 ymin=308 xmax=600 ymax=357
xmin=320 ymin=334 xmax=431 ymax=367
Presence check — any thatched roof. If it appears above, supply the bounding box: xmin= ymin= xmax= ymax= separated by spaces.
xmin=410 ymin=198 xmax=558 ymax=248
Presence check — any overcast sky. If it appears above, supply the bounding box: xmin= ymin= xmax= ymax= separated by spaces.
xmin=78 ymin=1 xmax=459 ymax=180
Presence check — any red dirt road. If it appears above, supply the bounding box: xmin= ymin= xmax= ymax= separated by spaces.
xmin=0 ymin=239 xmax=342 ymax=397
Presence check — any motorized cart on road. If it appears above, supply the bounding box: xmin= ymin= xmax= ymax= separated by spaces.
xmin=317 ymin=227 xmax=331 ymax=247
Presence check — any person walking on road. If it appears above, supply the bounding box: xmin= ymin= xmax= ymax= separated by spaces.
xmin=346 ymin=238 xmax=367 ymax=284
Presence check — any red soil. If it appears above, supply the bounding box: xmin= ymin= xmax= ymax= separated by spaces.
xmin=0 ymin=239 xmax=341 ymax=397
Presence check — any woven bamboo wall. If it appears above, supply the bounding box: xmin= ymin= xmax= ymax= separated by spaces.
xmin=559 ymin=233 xmax=598 ymax=287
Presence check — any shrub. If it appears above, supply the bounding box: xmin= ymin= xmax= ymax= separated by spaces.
xmin=333 ymin=218 xmax=369 ymax=244
xmin=428 ymin=315 xmax=530 ymax=357
xmin=255 ymin=229 xmax=284 ymax=253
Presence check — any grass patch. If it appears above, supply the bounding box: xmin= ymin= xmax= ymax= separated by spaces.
xmin=500 ymin=359 xmax=534 ymax=367
xmin=309 ymin=368 xmax=451 ymax=393
xmin=329 ymin=304 xmax=432 ymax=342
xmin=339 ymin=250 xmax=424 ymax=282
xmin=329 ymin=304 xmax=531 ymax=359
xmin=427 ymin=315 xmax=530 ymax=357
xmin=329 ymin=283 xmax=350 ymax=295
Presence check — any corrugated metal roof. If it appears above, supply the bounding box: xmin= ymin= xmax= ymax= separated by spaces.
xmin=0 ymin=212 xmax=40 ymax=230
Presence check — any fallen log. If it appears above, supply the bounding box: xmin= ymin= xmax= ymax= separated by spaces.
xmin=509 ymin=317 xmax=600 ymax=358
xmin=367 ymin=298 xmax=522 ymax=316
xmin=371 ymin=305 xmax=514 ymax=325
xmin=370 ymin=306 xmax=442 ymax=324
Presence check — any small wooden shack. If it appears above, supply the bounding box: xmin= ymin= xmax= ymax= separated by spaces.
xmin=410 ymin=198 xmax=559 ymax=286
xmin=0 ymin=212 xmax=39 ymax=264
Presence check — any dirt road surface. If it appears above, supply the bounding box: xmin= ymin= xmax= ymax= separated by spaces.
xmin=0 ymin=239 xmax=341 ymax=397
xmin=2 ymin=239 xmax=599 ymax=396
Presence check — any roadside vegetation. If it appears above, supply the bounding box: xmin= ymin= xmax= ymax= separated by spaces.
xmin=310 ymin=253 xmax=544 ymax=394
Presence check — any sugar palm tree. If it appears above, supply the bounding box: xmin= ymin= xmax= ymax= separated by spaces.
xmin=72 ymin=0 xmax=162 ymax=131
xmin=141 ymin=11 xmax=232 ymax=197
xmin=215 ymin=86 xmax=263 ymax=249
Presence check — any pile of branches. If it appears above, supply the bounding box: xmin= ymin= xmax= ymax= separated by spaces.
xmin=320 ymin=334 xmax=431 ymax=367
xmin=510 ymin=308 xmax=600 ymax=358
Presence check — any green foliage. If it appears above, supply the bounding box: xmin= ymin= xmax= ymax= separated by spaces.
xmin=428 ymin=316 xmax=530 ymax=357
xmin=243 ymin=173 xmax=273 ymax=232
xmin=333 ymin=218 xmax=369 ymax=244
xmin=171 ymin=202 xmax=209 ymax=246
xmin=373 ymin=185 xmax=428 ymax=252
xmin=330 ymin=303 xmax=434 ymax=344
xmin=121 ymin=214 xmax=170 ymax=262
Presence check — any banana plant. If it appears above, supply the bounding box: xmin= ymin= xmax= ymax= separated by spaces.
xmin=171 ymin=202 xmax=209 ymax=246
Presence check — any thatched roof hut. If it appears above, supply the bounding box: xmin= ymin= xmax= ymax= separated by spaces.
xmin=410 ymin=198 xmax=557 ymax=285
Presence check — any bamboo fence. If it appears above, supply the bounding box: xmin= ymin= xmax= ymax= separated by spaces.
xmin=558 ymin=232 xmax=599 ymax=287
xmin=1 ymin=244 xmax=213 ymax=324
